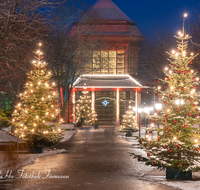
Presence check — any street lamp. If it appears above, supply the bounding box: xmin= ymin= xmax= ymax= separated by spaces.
xmin=133 ymin=106 xmax=154 ymax=137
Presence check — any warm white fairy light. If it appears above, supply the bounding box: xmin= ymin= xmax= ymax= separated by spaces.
xmin=14 ymin=110 xmax=17 ymax=113
xmin=18 ymin=103 xmax=21 ymax=107
xmin=32 ymin=129 xmax=34 ymax=132
xmin=51 ymin=105 xmax=54 ymax=108
xmin=169 ymin=70 xmax=172 ymax=73
xmin=39 ymin=43 xmax=42 ymax=46
xmin=170 ymin=86 xmax=174 ymax=90
xmin=191 ymin=70 xmax=194 ymax=73
xmin=41 ymin=97 xmax=44 ymax=101
xmin=21 ymin=124 xmax=23 ymax=126
xmin=20 ymin=94 xmax=22 ymax=96
xmin=175 ymin=99 xmax=184 ymax=105
xmin=191 ymin=53 xmax=194 ymax=56
xmin=195 ymin=139 xmax=198 ymax=143
xmin=48 ymin=72 xmax=51 ymax=75
xmin=15 ymin=130 xmax=17 ymax=133
xmin=52 ymin=114 xmax=54 ymax=117
xmin=146 ymin=134 xmax=149 ymax=138
xmin=167 ymin=109 xmax=170 ymax=112
xmin=52 ymin=82 xmax=55 ymax=86
xmin=191 ymin=89 xmax=195 ymax=94
xmin=196 ymin=77 xmax=199 ymax=81
xmin=32 ymin=60 xmax=36 ymax=63
xmin=31 ymin=90 xmax=33 ymax=93
xmin=24 ymin=126 xmax=26 ymax=129
xmin=58 ymin=128 xmax=61 ymax=132
xmin=43 ymin=120 xmax=45 ymax=123
xmin=25 ymin=91 xmax=27 ymax=94
xmin=38 ymin=81 xmax=41 ymax=85
xmin=36 ymin=115 xmax=39 ymax=119
xmin=12 ymin=119 xmax=15 ymax=122
xmin=53 ymin=92 xmax=55 ymax=95
xmin=158 ymin=86 xmax=161 ymax=90
xmin=173 ymin=137 xmax=177 ymax=141
xmin=172 ymin=50 xmax=175 ymax=54
xmin=178 ymin=31 xmax=181 ymax=35
xmin=46 ymin=112 xmax=48 ymax=115
xmin=33 ymin=123 xmax=37 ymax=127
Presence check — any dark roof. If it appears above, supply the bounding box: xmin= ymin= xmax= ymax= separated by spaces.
xmin=82 ymin=0 xmax=132 ymax=22
xmin=73 ymin=74 xmax=147 ymax=88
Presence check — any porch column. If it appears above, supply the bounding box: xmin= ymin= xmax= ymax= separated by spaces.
xmin=116 ymin=88 xmax=120 ymax=125
xmin=72 ymin=90 xmax=76 ymax=121
xmin=91 ymin=91 xmax=95 ymax=113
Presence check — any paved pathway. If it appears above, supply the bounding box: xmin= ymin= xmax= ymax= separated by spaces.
xmin=0 ymin=128 xmax=178 ymax=190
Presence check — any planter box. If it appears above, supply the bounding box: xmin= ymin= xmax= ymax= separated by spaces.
xmin=29 ymin=146 xmax=43 ymax=154
xmin=125 ymin=133 xmax=132 ymax=137
xmin=166 ymin=168 xmax=192 ymax=180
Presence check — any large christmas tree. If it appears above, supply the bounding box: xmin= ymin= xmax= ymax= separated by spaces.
xmin=11 ymin=43 xmax=63 ymax=147
xmin=119 ymin=102 xmax=138 ymax=133
xmin=131 ymin=15 xmax=200 ymax=172
xmin=73 ymin=87 xmax=97 ymax=125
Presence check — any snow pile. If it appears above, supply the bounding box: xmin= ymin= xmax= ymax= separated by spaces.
xmin=0 ymin=130 xmax=17 ymax=142
xmin=60 ymin=130 xmax=76 ymax=142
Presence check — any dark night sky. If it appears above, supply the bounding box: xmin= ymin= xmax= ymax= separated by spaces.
xmin=87 ymin=0 xmax=200 ymax=38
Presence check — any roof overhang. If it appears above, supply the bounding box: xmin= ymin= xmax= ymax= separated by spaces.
xmin=73 ymin=74 xmax=148 ymax=89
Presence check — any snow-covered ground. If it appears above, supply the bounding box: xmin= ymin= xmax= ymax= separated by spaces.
xmin=122 ymin=130 xmax=200 ymax=190
xmin=0 ymin=129 xmax=76 ymax=173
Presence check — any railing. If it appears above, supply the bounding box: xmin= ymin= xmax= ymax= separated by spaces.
xmin=0 ymin=140 xmax=28 ymax=158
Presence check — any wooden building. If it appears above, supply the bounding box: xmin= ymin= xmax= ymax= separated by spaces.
xmin=69 ymin=0 xmax=146 ymax=125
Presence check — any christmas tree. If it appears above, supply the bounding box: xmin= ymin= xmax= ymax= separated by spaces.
xmin=131 ymin=14 xmax=200 ymax=172
xmin=73 ymin=87 xmax=97 ymax=125
xmin=119 ymin=102 xmax=138 ymax=133
xmin=11 ymin=43 xmax=64 ymax=147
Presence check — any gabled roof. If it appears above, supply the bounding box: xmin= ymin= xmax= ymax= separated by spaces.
xmin=73 ymin=74 xmax=147 ymax=88
xmin=82 ymin=0 xmax=132 ymax=22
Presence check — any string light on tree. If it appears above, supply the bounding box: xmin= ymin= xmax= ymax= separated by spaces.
xmin=11 ymin=43 xmax=64 ymax=148
xmin=131 ymin=14 xmax=200 ymax=173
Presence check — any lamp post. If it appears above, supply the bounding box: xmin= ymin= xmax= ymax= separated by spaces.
xmin=133 ymin=106 xmax=154 ymax=137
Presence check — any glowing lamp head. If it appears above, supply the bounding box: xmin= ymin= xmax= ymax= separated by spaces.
xmin=184 ymin=13 xmax=188 ymax=18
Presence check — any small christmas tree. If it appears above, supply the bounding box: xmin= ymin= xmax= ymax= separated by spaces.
xmin=73 ymin=87 xmax=97 ymax=125
xmin=131 ymin=14 xmax=200 ymax=173
xmin=119 ymin=102 xmax=138 ymax=133
xmin=11 ymin=43 xmax=63 ymax=147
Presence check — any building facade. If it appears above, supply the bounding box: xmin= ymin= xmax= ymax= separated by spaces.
xmin=69 ymin=0 xmax=146 ymax=125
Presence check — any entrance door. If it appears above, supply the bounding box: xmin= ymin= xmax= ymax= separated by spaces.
xmin=95 ymin=91 xmax=116 ymax=125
